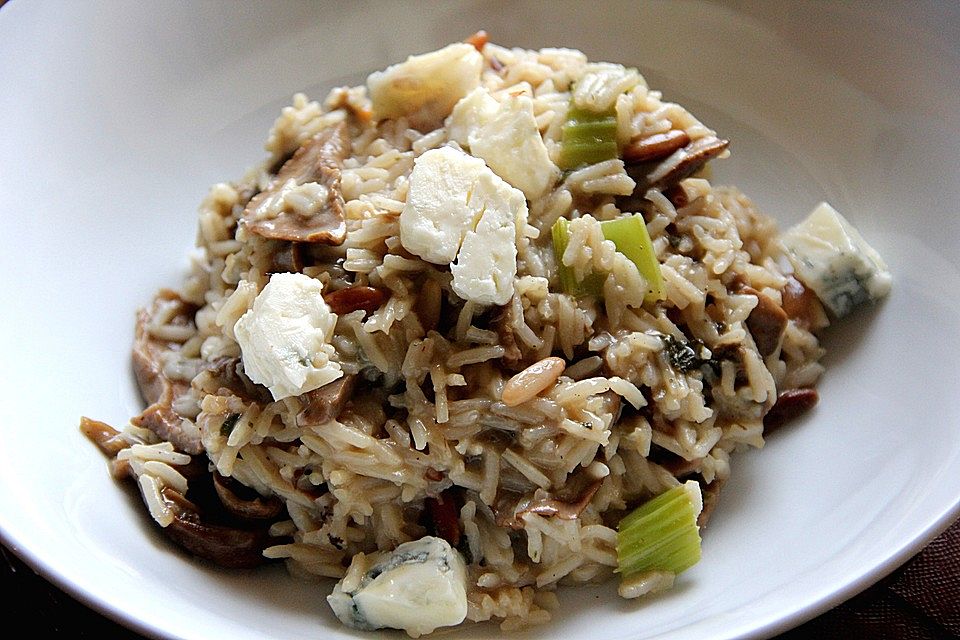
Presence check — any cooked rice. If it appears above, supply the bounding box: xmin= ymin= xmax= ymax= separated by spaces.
xmin=96 ymin=37 xmax=830 ymax=633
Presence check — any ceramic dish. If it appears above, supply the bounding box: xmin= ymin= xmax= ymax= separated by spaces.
xmin=1 ymin=1 xmax=958 ymax=638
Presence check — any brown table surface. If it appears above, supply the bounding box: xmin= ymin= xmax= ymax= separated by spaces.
xmin=3 ymin=516 xmax=957 ymax=639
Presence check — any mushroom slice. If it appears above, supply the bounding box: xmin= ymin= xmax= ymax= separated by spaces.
xmin=323 ymin=286 xmax=388 ymax=316
xmin=622 ymin=129 xmax=690 ymax=164
xmin=212 ymin=472 xmax=284 ymax=521
xmin=496 ymin=479 xmax=603 ymax=529
xmin=130 ymin=291 xmax=204 ymax=455
xmin=243 ymin=122 xmax=351 ymax=245
xmin=79 ymin=416 xmax=129 ymax=456
xmin=628 ymin=135 xmax=729 ymax=192
xmin=743 ymin=286 xmax=788 ymax=357
xmin=763 ymin=387 xmax=819 ymax=432
xmin=267 ymin=241 xmax=306 ymax=274
xmin=158 ymin=486 xmax=275 ymax=569
xmin=297 ymin=374 xmax=357 ymax=426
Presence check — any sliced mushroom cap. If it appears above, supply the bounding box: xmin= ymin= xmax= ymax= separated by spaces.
xmin=763 ymin=387 xmax=819 ymax=432
xmin=622 ymin=129 xmax=691 ymax=164
xmin=204 ymin=356 xmax=273 ymax=405
xmin=130 ymin=292 xmax=204 ymax=455
xmin=79 ymin=416 xmax=129 ymax=456
xmin=297 ymin=374 xmax=357 ymax=426
xmin=268 ymin=241 xmax=306 ymax=274
xmin=496 ymin=479 xmax=603 ymax=530
xmin=627 ymin=135 xmax=730 ymax=193
xmin=743 ymin=286 xmax=788 ymax=357
xmin=159 ymin=486 xmax=276 ymax=569
xmin=781 ymin=276 xmax=830 ymax=332
xmin=243 ymin=122 xmax=351 ymax=245
xmin=212 ymin=472 xmax=284 ymax=521
xmin=323 ymin=285 xmax=388 ymax=316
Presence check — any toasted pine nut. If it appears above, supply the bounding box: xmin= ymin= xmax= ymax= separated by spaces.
xmin=501 ymin=357 xmax=566 ymax=407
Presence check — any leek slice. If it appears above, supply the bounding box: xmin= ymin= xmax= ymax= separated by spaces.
xmin=558 ymin=106 xmax=618 ymax=169
xmin=617 ymin=481 xmax=703 ymax=578
xmin=550 ymin=215 xmax=665 ymax=302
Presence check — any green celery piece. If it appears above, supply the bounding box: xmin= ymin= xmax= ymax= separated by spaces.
xmin=564 ymin=119 xmax=617 ymax=143
xmin=617 ymin=482 xmax=703 ymax=577
xmin=599 ymin=215 xmax=665 ymax=302
xmin=551 ymin=218 xmax=578 ymax=294
xmin=560 ymin=141 xmax=619 ymax=167
xmin=558 ymin=106 xmax=618 ymax=169
xmin=550 ymin=215 xmax=665 ymax=303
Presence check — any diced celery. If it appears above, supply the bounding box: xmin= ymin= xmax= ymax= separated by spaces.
xmin=551 ymin=218 xmax=578 ymax=294
xmin=558 ymin=106 xmax=618 ymax=169
xmin=550 ymin=215 xmax=665 ymax=303
xmin=617 ymin=481 xmax=703 ymax=578
xmin=598 ymin=215 xmax=665 ymax=301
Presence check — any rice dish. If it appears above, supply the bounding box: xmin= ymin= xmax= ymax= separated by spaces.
xmin=81 ymin=34 xmax=890 ymax=636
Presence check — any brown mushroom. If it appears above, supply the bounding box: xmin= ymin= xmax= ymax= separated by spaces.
xmin=622 ymin=129 xmax=691 ymax=164
xmin=297 ymin=374 xmax=357 ymax=426
xmin=627 ymin=135 xmax=730 ymax=193
xmin=323 ymin=285 xmax=388 ymax=316
xmin=267 ymin=241 xmax=306 ymax=274
xmin=781 ymin=276 xmax=829 ymax=332
xmin=424 ymin=490 xmax=462 ymax=546
xmin=79 ymin=416 xmax=129 ymax=456
xmin=157 ymin=486 xmax=276 ymax=569
xmin=212 ymin=472 xmax=284 ymax=521
xmin=130 ymin=291 xmax=204 ymax=454
xmin=496 ymin=479 xmax=603 ymax=530
xmin=243 ymin=122 xmax=351 ymax=245
xmin=763 ymin=387 xmax=819 ymax=432
xmin=697 ymin=478 xmax=724 ymax=528
xmin=203 ymin=357 xmax=272 ymax=405
xmin=743 ymin=286 xmax=788 ymax=357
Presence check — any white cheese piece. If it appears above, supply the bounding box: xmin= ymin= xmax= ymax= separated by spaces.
xmin=367 ymin=43 xmax=483 ymax=131
xmin=233 ymin=273 xmax=342 ymax=400
xmin=399 ymin=147 xmax=491 ymax=265
xmin=399 ymin=146 xmax=527 ymax=305
xmin=462 ymin=92 xmax=559 ymax=200
xmin=781 ymin=202 xmax=892 ymax=317
xmin=450 ymin=170 xmax=525 ymax=305
xmin=447 ymin=86 xmax=499 ymax=147
xmin=327 ymin=537 xmax=468 ymax=638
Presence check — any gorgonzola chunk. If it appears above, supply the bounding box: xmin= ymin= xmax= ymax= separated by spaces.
xmin=327 ymin=536 xmax=468 ymax=638
xmin=781 ymin=202 xmax=891 ymax=317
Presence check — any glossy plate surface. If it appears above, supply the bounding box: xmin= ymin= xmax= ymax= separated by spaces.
xmin=1 ymin=1 xmax=958 ymax=638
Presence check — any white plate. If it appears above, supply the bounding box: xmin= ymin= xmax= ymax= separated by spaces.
xmin=1 ymin=1 xmax=959 ymax=638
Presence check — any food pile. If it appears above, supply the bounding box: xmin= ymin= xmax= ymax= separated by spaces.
xmin=83 ymin=33 xmax=890 ymax=636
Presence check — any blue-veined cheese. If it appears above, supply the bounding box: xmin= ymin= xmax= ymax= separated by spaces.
xmin=233 ymin=273 xmax=342 ymax=400
xmin=399 ymin=146 xmax=527 ymax=305
xmin=781 ymin=202 xmax=892 ymax=317
xmin=327 ymin=536 xmax=468 ymax=638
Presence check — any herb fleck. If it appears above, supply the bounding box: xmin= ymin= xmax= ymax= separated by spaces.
xmin=220 ymin=413 xmax=241 ymax=437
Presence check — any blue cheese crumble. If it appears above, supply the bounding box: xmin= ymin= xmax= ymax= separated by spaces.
xmin=327 ymin=536 xmax=469 ymax=637
xmin=781 ymin=202 xmax=891 ymax=317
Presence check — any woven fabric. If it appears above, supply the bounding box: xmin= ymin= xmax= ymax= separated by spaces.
xmin=783 ymin=518 xmax=960 ymax=639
